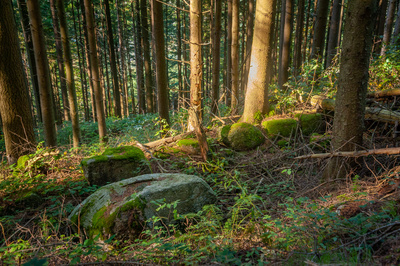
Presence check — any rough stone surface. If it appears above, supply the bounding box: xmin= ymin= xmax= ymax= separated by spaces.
xmin=81 ymin=146 xmax=150 ymax=187
xmin=68 ymin=173 xmax=217 ymax=240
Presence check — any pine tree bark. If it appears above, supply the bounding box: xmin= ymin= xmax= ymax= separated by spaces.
xmin=293 ymin=0 xmax=305 ymax=74
xmin=381 ymin=0 xmax=396 ymax=55
xmin=242 ymin=0 xmax=255 ymax=95
xmin=151 ymin=0 xmax=170 ymax=125
xmin=211 ymin=0 xmax=222 ymax=115
xmin=230 ymin=0 xmax=239 ymax=114
xmin=57 ymin=0 xmax=80 ymax=147
xmin=0 ymin=0 xmax=36 ymax=164
xmin=104 ymin=0 xmax=122 ymax=118
xmin=27 ymin=0 xmax=57 ymax=147
xmin=16 ymin=0 xmax=42 ymax=124
xmin=241 ymin=0 xmax=275 ymax=124
xmin=176 ymin=0 xmax=184 ymax=110
xmin=311 ymin=0 xmax=330 ymax=59
xmin=324 ymin=0 xmax=378 ymax=180
xmin=278 ymin=0 xmax=293 ymax=89
xmin=326 ymin=0 xmax=343 ymax=67
xmin=141 ymin=0 xmax=154 ymax=113
xmin=226 ymin=0 xmax=232 ymax=107
xmin=83 ymin=0 xmax=107 ymax=142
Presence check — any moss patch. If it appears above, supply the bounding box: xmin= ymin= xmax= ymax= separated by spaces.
xmin=295 ymin=113 xmax=324 ymax=135
xmin=177 ymin=138 xmax=199 ymax=148
xmin=219 ymin=125 xmax=232 ymax=145
xmin=262 ymin=118 xmax=297 ymax=138
xmin=81 ymin=146 xmax=145 ymax=166
xmin=227 ymin=122 xmax=265 ymax=151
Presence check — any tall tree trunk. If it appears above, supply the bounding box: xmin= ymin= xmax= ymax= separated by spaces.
xmin=324 ymin=0 xmax=378 ymax=180
xmin=116 ymin=0 xmax=129 ymax=117
xmin=0 ymin=0 xmax=36 ymax=164
xmin=381 ymin=0 xmax=396 ymax=55
xmin=27 ymin=0 xmax=57 ymax=147
xmin=134 ymin=1 xmax=145 ymax=114
xmin=141 ymin=0 xmax=154 ymax=113
xmin=392 ymin=5 xmax=400 ymax=44
xmin=278 ymin=0 xmax=293 ymax=89
xmin=16 ymin=0 xmax=42 ymax=124
xmin=226 ymin=0 xmax=232 ymax=107
xmin=293 ymin=0 xmax=305 ymax=75
xmin=311 ymin=0 xmax=330 ymax=59
xmin=57 ymin=0 xmax=80 ymax=147
xmin=230 ymin=0 xmax=239 ymax=114
xmin=211 ymin=0 xmax=222 ymax=115
xmin=151 ymin=0 xmax=170 ymax=124
xmin=374 ymin=0 xmax=389 ymax=53
xmin=241 ymin=0 xmax=275 ymax=124
xmin=50 ymin=0 xmax=70 ymax=122
xmin=176 ymin=0 xmax=184 ymax=110
xmin=242 ymin=0 xmax=255 ymax=96
xmin=83 ymin=0 xmax=107 ymax=142
xmin=104 ymin=0 xmax=122 ymax=118
xmin=326 ymin=0 xmax=343 ymax=67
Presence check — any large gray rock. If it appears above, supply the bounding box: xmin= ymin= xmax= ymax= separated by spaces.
xmin=68 ymin=173 xmax=217 ymax=240
xmin=81 ymin=146 xmax=150 ymax=187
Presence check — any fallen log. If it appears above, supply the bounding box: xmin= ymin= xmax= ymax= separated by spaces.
xmin=144 ymin=131 xmax=195 ymax=149
xmin=295 ymin=147 xmax=400 ymax=160
xmin=367 ymin=88 xmax=400 ymax=98
xmin=311 ymin=95 xmax=400 ymax=124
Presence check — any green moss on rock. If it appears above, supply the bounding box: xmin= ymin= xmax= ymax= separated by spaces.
xmin=219 ymin=125 xmax=232 ymax=145
xmin=82 ymin=146 xmax=145 ymax=167
xmin=262 ymin=118 xmax=297 ymax=138
xmin=227 ymin=122 xmax=265 ymax=151
xmin=295 ymin=113 xmax=323 ymax=135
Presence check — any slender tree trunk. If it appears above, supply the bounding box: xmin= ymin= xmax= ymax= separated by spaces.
xmin=116 ymin=0 xmax=129 ymax=117
xmin=0 ymin=0 xmax=36 ymax=164
xmin=326 ymin=0 xmax=342 ymax=67
xmin=226 ymin=0 xmax=232 ymax=107
xmin=104 ymin=0 xmax=122 ymax=118
xmin=311 ymin=0 xmax=330 ymax=59
xmin=83 ymin=0 xmax=107 ymax=142
xmin=230 ymin=0 xmax=239 ymax=114
xmin=211 ymin=0 xmax=222 ymax=115
xmin=241 ymin=0 xmax=275 ymax=124
xmin=294 ymin=0 xmax=305 ymax=75
xmin=279 ymin=0 xmax=293 ymax=89
xmin=134 ymin=1 xmax=145 ymax=114
xmin=374 ymin=0 xmax=389 ymax=53
xmin=381 ymin=0 xmax=396 ymax=55
xmin=16 ymin=0 xmax=42 ymax=124
xmin=57 ymin=0 xmax=80 ymax=147
xmin=141 ymin=0 xmax=154 ymax=113
xmin=302 ymin=0 xmax=313 ymax=63
xmin=50 ymin=0 xmax=70 ymax=122
xmin=27 ymin=0 xmax=57 ymax=147
xmin=183 ymin=10 xmax=189 ymax=108
xmin=242 ymin=0 xmax=254 ymax=95
xmin=324 ymin=0 xmax=379 ymax=180
xmin=151 ymin=0 xmax=170 ymax=124
xmin=392 ymin=5 xmax=400 ymax=44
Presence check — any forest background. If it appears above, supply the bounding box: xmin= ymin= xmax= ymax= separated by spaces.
xmin=1 ymin=0 xmax=400 ymax=264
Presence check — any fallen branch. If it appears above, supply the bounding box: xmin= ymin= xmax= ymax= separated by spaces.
xmin=295 ymin=147 xmax=400 ymax=160
xmin=144 ymin=131 xmax=195 ymax=148
xmin=367 ymin=88 xmax=400 ymax=98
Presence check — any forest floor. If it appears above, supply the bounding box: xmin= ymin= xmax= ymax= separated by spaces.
xmin=1 ymin=112 xmax=400 ymax=265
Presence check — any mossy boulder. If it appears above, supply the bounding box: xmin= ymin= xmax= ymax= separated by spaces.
xmin=220 ymin=122 xmax=264 ymax=151
xmin=218 ymin=125 xmax=232 ymax=146
xmin=295 ymin=113 xmax=324 ymax=135
xmin=68 ymin=173 xmax=217 ymax=240
xmin=262 ymin=118 xmax=297 ymax=138
xmin=81 ymin=146 xmax=150 ymax=187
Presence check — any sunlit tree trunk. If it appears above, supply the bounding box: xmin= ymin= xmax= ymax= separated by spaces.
xmin=230 ymin=0 xmax=239 ymax=114
xmin=324 ymin=0 xmax=378 ymax=180
xmin=225 ymin=0 xmax=232 ymax=107
xmin=83 ymin=0 xmax=107 ymax=142
xmin=27 ymin=0 xmax=57 ymax=147
xmin=133 ymin=1 xmax=145 ymax=114
xmin=241 ymin=0 xmax=275 ymax=124
xmin=211 ymin=0 xmax=222 ymax=115
xmin=57 ymin=0 xmax=80 ymax=147
xmin=0 ymin=0 xmax=36 ymax=164
xmin=151 ymin=0 xmax=170 ymax=124
xmin=326 ymin=0 xmax=343 ymax=67
xmin=293 ymin=0 xmax=305 ymax=75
